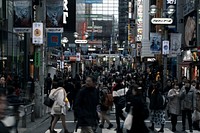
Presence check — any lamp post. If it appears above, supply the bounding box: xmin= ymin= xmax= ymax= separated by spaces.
xmin=74 ymin=32 xmax=88 ymax=76
xmin=149 ymin=4 xmax=175 ymax=88
xmin=61 ymin=37 xmax=68 ymax=77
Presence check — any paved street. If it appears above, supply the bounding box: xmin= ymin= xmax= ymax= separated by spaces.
xmin=22 ymin=109 xmax=200 ymax=133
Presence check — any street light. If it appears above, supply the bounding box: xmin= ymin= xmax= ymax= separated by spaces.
xmin=73 ymin=32 xmax=89 ymax=75
xmin=149 ymin=4 xmax=175 ymax=89
xmin=60 ymin=37 xmax=68 ymax=77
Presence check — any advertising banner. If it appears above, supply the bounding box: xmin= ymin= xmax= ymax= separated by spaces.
xmin=150 ymin=33 xmax=161 ymax=54
xmin=46 ymin=0 xmax=63 ymax=32
xmin=32 ymin=22 xmax=43 ymax=44
xmin=13 ymin=0 xmax=32 ymax=33
xmin=162 ymin=40 xmax=169 ymax=55
xmin=47 ymin=33 xmax=61 ymax=47
xmin=170 ymin=33 xmax=182 ymax=56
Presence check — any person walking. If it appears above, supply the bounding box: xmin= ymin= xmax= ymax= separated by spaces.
xmin=167 ymin=83 xmax=181 ymax=132
xmin=149 ymin=81 xmax=166 ymax=133
xmin=74 ymin=75 xmax=99 ymax=133
xmin=45 ymin=73 xmax=53 ymax=95
xmin=127 ymin=84 xmax=149 ymax=133
xmin=112 ymin=77 xmax=126 ymax=133
xmin=180 ymin=79 xmax=196 ymax=132
xmin=99 ymin=82 xmax=113 ymax=129
xmin=192 ymin=82 xmax=200 ymax=131
xmin=47 ymin=82 xmax=58 ymax=133
xmin=49 ymin=80 xmax=72 ymax=133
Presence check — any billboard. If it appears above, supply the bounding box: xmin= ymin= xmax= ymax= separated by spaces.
xmin=13 ymin=0 xmax=32 ymax=33
xmin=46 ymin=0 xmax=63 ymax=32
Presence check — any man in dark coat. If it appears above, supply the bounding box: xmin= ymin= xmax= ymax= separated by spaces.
xmin=74 ymin=76 xmax=99 ymax=133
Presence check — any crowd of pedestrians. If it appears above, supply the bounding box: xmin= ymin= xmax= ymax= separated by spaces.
xmin=44 ymin=65 xmax=200 ymax=133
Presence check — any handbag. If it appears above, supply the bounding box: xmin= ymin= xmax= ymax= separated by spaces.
xmin=53 ymin=104 xmax=62 ymax=114
xmin=124 ymin=107 xmax=133 ymax=130
xmin=192 ymin=110 xmax=200 ymax=121
xmin=43 ymin=95 xmax=54 ymax=108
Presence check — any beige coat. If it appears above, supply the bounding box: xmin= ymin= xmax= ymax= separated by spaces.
xmin=49 ymin=87 xmax=67 ymax=115
xmin=167 ymin=89 xmax=181 ymax=115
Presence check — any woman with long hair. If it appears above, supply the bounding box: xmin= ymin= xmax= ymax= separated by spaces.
xmin=49 ymin=80 xmax=72 ymax=133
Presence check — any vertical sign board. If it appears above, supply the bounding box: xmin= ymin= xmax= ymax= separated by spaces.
xmin=32 ymin=22 xmax=43 ymax=44
xmin=162 ymin=40 xmax=169 ymax=55
xmin=63 ymin=0 xmax=76 ymax=32
xmin=34 ymin=51 xmax=40 ymax=67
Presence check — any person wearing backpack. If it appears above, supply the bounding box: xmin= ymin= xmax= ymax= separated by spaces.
xmin=98 ymin=83 xmax=113 ymax=129
xmin=149 ymin=81 xmax=166 ymax=133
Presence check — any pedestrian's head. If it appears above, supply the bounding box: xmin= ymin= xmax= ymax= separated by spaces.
xmin=173 ymin=83 xmax=179 ymax=90
xmin=131 ymin=84 xmax=142 ymax=95
xmin=85 ymin=75 xmax=96 ymax=88
xmin=0 ymin=89 xmax=7 ymax=119
xmin=191 ymin=80 xmax=196 ymax=87
xmin=48 ymin=73 xmax=51 ymax=77
xmin=167 ymin=79 xmax=172 ymax=86
xmin=57 ymin=80 xmax=64 ymax=87
xmin=52 ymin=82 xmax=58 ymax=89
xmin=184 ymin=79 xmax=190 ymax=88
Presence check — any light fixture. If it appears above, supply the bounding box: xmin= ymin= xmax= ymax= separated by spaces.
xmin=84 ymin=32 xmax=89 ymax=38
xmin=167 ymin=5 xmax=175 ymax=16
xmin=74 ymin=32 xmax=79 ymax=38
xmin=61 ymin=37 xmax=68 ymax=43
xmin=149 ymin=5 xmax=157 ymax=16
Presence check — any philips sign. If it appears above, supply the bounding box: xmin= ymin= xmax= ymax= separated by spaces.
xmin=63 ymin=0 xmax=68 ymax=24
xmin=151 ymin=18 xmax=173 ymax=24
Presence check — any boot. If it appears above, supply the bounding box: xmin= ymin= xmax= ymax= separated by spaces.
xmin=99 ymin=123 xmax=104 ymax=128
xmin=107 ymin=123 xmax=113 ymax=129
xmin=149 ymin=123 xmax=154 ymax=131
xmin=158 ymin=124 xmax=164 ymax=132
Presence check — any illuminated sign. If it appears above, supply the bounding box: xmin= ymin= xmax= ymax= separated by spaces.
xmin=63 ymin=0 xmax=68 ymax=24
xmin=151 ymin=18 xmax=173 ymax=24
xmin=75 ymin=40 xmax=88 ymax=44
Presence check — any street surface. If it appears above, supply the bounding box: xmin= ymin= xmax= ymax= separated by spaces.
xmin=26 ymin=108 xmax=200 ymax=133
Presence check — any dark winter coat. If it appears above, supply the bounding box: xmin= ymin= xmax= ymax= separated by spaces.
xmin=149 ymin=90 xmax=166 ymax=110
xmin=130 ymin=94 xmax=149 ymax=133
xmin=0 ymin=121 xmax=9 ymax=133
xmin=74 ymin=86 xmax=99 ymax=127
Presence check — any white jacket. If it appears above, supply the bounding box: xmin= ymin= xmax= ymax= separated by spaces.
xmin=49 ymin=87 xmax=67 ymax=115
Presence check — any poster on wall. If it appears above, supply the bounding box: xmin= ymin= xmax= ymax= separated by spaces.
xmin=184 ymin=15 xmax=196 ymax=47
xmin=46 ymin=0 xmax=63 ymax=33
xmin=170 ymin=33 xmax=182 ymax=56
xmin=150 ymin=32 xmax=161 ymax=54
xmin=13 ymin=0 xmax=32 ymax=33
